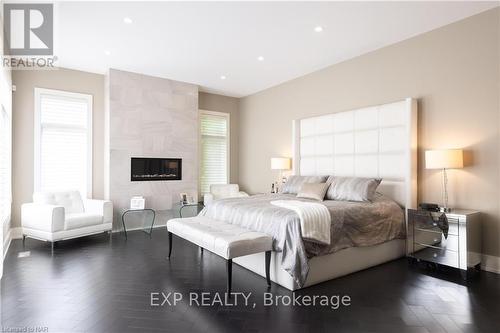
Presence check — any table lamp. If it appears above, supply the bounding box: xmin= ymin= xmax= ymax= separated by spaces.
xmin=271 ymin=157 xmax=291 ymax=191
xmin=425 ymin=149 xmax=463 ymax=212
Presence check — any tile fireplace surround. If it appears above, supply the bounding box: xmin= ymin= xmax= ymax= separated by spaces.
xmin=105 ymin=69 xmax=198 ymax=230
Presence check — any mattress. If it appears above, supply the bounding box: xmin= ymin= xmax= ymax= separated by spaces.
xmin=199 ymin=193 xmax=405 ymax=287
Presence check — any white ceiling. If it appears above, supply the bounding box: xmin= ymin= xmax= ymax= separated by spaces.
xmin=55 ymin=1 xmax=499 ymax=97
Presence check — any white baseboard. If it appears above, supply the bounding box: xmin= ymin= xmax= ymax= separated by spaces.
xmin=3 ymin=228 xmax=12 ymax=260
xmin=3 ymin=227 xmax=21 ymax=259
xmin=481 ymin=254 xmax=500 ymax=274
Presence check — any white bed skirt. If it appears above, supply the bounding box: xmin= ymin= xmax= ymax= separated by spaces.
xmin=233 ymin=239 xmax=406 ymax=291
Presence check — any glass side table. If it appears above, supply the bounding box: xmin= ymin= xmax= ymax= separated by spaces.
xmin=121 ymin=208 xmax=156 ymax=240
xmin=172 ymin=202 xmax=205 ymax=218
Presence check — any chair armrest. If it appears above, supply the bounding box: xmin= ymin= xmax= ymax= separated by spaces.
xmin=83 ymin=199 xmax=113 ymax=224
xmin=237 ymin=191 xmax=249 ymax=197
xmin=203 ymin=193 xmax=214 ymax=206
xmin=21 ymin=203 xmax=65 ymax=232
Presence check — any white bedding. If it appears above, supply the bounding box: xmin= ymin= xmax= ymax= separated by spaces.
xmin=270 ymin=200 xmax=331 ymax=245
xmin=199 ymin=193 xmax=404 ymax=287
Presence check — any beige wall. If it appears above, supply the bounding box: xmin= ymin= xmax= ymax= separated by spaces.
xmin=199 ymin=92 xmax=239 ymax=184
xmin=239 ymin=9 xmax=500 ymax=257
xmin=1 ymin=67 xmax=12 ymax=254
xmin=12 ymin=68 xmax=105 ymax=228
xmin=0 ymin=45 xmax=12 ymax=263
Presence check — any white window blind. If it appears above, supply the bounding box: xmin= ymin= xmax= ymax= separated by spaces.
xmin=35 ymin=88 xmax=92 ymax=196
xmin=0 ymin=106 xmax=11 ymax=222
xmin=200 ymin=111 xmax=229 ymax=194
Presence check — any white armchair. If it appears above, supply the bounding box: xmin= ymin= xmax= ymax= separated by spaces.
xmin=203 ymin=184 xmax=249 ymax=206
xmin=21 ymin=191 xmax=113 ymax=252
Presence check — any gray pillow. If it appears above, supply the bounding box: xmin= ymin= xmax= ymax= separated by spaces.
xmin=281 ymin=175 xmax=328 ymax=194
xmin=297 ymin=183 xmax=329 ymax=201
xmin=325 ymin=176 xmax=382 ymax=202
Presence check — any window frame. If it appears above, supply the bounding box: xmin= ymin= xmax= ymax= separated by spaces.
xmin=199 ymin=109 xmax=230 ymax=194
xmin=34 ymin=87 xmax=93 ymax=197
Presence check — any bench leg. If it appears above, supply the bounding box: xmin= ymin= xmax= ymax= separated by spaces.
xmin=168 ymin=232 xmax=172 ymax=259
xmin=226 ymin=259 xmax=232 ymax=296
xmin=265 ymin=251 xmax=271 ymax=287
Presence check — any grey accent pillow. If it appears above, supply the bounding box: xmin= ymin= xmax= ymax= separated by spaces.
xmin=325 ymin=177 xmax=382 ymax=202
xmin=281 ymin=175 xmax=328 ymax=194
xmin=297 ymin=183 xmax=329 ymax=201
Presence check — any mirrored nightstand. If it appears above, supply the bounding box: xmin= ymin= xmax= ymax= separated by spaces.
xmin=407 ymin=209 xmax=482 ymax=278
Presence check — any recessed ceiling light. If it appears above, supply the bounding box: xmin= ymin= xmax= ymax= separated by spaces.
xmin=257 ymin=56 xmax=264 ymax=61
xmin=220 ymin=75 xmax=226 ymax=80
xmin=104 ymin=50 xmax=111 ymax=56
xmin=123 ymin=17 xmax=133 ymax=24
xmin=314 ymin=26 xmax=323 ymax=32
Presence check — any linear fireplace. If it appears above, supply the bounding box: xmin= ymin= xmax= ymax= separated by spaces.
xmin=131 ymin=157 xmax=182 ymax=181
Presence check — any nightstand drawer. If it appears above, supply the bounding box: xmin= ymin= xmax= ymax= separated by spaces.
xmin=414 ymin=219 xmax=458 ymax=236
xmin=407 ymin=208 xmax=481 ymax=271
xmin=412 ymin=246 xmax=459 ymax=267
xmin=415 ymin=231 xmax=459 ymax=252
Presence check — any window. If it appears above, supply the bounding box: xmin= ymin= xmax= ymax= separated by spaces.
xmin=199 ymin=110 xmax=229 ymax=194
xmin=0 ymin=105 xmax=11 ymax=223
xmin=34 ymin=88 xmax=92 ymax=196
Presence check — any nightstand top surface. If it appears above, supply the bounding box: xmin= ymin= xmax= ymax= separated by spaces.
xmin=446 ymin=209 xmax=480 ymax=217
xmin=409 ymin=208 xmax=479 ymax=217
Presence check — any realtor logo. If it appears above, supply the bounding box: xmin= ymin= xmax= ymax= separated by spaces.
xmin=3 ymin=3 xmax=53 ymax=56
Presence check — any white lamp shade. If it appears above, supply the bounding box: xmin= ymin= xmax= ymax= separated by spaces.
xmin=271 ymin=157 xmax=291 ymax=170
xmin=425 ymin=149 xmax=463 ymax=169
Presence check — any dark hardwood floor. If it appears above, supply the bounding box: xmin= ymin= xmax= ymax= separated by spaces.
xmin=1 ymin=228 xmax=500 ymax=333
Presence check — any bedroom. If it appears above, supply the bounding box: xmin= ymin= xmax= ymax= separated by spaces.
xmin=0 ymin=1 xmax=499 ymax=332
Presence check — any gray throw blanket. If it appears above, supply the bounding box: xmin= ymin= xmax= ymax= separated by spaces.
xmin=199 ymin=193 xmax=404 ymax=287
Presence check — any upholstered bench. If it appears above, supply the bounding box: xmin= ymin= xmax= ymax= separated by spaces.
xmin=167 ymin=217 xmax=273 ymax=294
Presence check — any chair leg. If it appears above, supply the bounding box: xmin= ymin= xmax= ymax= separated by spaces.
xmin=122 ymin=215 xmax=128 ymax=240
xmin=265 ymin=251 xmax=271 ymax=287
xmin=227 ymin=259 xmax=232 ymax=296
xmin=51 ymin=242 xmax=55 ymax=256
xmin=168 ymin=232 xmax=172 ymax=259
xmin=22 ymin=235 xmax=26 ymax=248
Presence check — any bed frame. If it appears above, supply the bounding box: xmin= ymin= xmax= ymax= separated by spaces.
xmin=234 ymin=98 xmax=418 ymax=290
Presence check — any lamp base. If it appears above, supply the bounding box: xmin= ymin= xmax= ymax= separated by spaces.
xmin=440 ymin=207 xmax=452 ymax=213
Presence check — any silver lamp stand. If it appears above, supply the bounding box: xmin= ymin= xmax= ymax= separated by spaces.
xmin=440 ymin=168 xmax=451 ymax=213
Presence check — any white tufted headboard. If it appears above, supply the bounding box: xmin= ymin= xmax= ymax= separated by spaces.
xmin=292 ymin=98 xmax=417 ymax=209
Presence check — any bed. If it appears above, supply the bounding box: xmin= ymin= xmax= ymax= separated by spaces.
xmin=204 ymin=98 xmax=418 ymax=290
